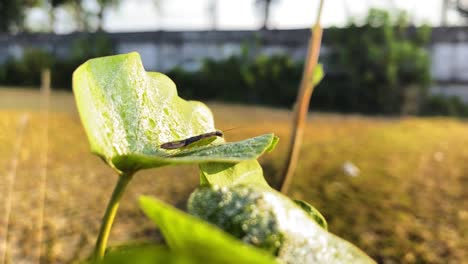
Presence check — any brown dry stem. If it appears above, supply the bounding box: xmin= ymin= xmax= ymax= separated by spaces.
xmin=279 ymin=0 xmax=325 ymax=194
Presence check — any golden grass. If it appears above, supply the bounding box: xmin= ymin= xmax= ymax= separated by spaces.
xmin=0 ymin=88 xmax=467 ymax=263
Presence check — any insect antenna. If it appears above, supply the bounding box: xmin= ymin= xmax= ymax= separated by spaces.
xmin=220 ymin=126 xmax=242 ymax=133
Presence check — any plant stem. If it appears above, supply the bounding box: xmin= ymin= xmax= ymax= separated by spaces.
xmin=93 ymin=172 xmax=134 ymax=260
xmin=278 ymin=0 xmax=325 ymax=194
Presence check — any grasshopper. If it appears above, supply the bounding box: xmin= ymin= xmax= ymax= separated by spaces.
xmin=160 ymin=130 xmax=224 ymax=150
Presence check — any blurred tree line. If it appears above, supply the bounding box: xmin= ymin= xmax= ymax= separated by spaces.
xmin=0 ymin=0 xmax=273 ymax=33
xmin=0 ymin=0 xmax=37 ymax=33
xmin=1 ymin=8 xmax=467 ymax=116
xmin=168 ymin=9 xmax=468 ymax=117
xmin=324 ymin=9 xmax=432 ymax=115
xmin=0 ymin=34 xmax=113 ymax=88
xmin=0 ymin=0 xmax=121 ymax=33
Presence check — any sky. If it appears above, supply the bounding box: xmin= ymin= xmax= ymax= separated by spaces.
xmin=26 ymin=0 xmax=464 ymax=34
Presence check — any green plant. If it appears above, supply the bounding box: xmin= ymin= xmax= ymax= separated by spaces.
xmin=325 ymin=9 xmax=431 ymax=115
xmin=1 ymin=49 xmax=55 ymax=86
xmin=53 ymin=34 xmax=115 ymax=88
xmin=0 ymin=34 xmax=114 ymax=89
xmin=422 ymin=95 xmax=468 ymax=117
xmin=167 ymin=53 xmax=303 ymax=107
xmin=168 ymin=9 xmax=435 ymax=116
xmin=72 ymin=52 xmax=375 ymax=263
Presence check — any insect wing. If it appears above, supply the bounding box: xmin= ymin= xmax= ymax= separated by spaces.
xmin=160 ymin=130 xmax=224 ymax=150
xmin=160 ymin=140 xmax=186 ymax=149
xmin=180 ymin=136 xmax=219 ymax=149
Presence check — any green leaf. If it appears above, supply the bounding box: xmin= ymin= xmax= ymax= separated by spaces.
xmin=188 ymin=185 xmax=376 ymax=264
xmin=312 ymin=64 xmax=325 ymax=85
xmin=194 ymin=161 xmax=373 ymax=263
xmin=111 ymin=134 xmax=277 ymax=172
xmin=100 ymin=244 xmax=199 ymax=264
xmin=188 ymin=185 xmax=284 ymax=255
xmin=73 ymin=52 xmax=277 ymax=173
xmin=199 ymin=160 xmax=270 ymax=188
xmin=293 ymin=199 xmax=328 ymax=230
xmin=198 ymin=160 xmax=329 ymax=231
xmin=139 ymin=196 xmax=278 ymax=264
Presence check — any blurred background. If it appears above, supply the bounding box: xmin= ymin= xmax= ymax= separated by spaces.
xmin=1 ymin=0 xmax=467 ymax=263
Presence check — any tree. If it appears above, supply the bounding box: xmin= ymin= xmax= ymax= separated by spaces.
xmin=0 ymin=0 xmax=40 ymax=33
xmin=341 ymin=0 xmax=351 ymax=20
xmin=207 ymin=0 xmax=218 ymax=30
xmin=68 ymin=0 xmax=91 ymax=31
xmin=255 ymin=0 xmax=278 ymax=30
xmin=456 ymin=0 xmax=468 ymax=18
xmin=44 ymin=0 xmax=121 ymax=32
xmin=0 ymin=0 xmax=22 ymax=33
xmin=96 ymin=0 xmax=120 ymax=31
xmin=326 ymin=9 xmax=431 ymax=114
xmin=43 ymin=0 xmax=71 ymax=32
xmin=441 ymin=0 xmax=468 ymax=24
xmin=152 ymin=0 xmax=163 ymax=29
xmin=43 ymin=0 xmax=89 ymax=32
xmin=441 ymin=0 xmax=450 ymax=25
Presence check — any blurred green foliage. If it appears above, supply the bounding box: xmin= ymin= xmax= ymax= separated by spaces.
xmin=324 ymin=9 xmax=432 ymax=115
xmin=168 ymin=50 xmax=303 ymax=106
xmin=422 ymin=95 xmax=468 ymax=117
xmin=0 ymin=48 xmax=55 ymax=86
xmin=0 ymin=0 xmax=41 ymax=33
xmin=1 ymin=9 xmax=467 ymax=117
xmin=169 ymin=9 xmax=467 ymax=117
xmin=0 ymin=34 xmax=113 ymax=88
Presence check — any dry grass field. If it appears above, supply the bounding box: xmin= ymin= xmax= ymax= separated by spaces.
xmin=0 ymin=88 xmax=467 ymax=263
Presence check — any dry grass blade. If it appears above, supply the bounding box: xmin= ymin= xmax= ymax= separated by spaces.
xmin=1 ymin=114 xmax=29 ymax=264
xmin=35 ymin=69 xmax=51 ymax=264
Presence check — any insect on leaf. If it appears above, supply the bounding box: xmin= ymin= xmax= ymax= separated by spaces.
xmin=73 ymin=52 xmax=277 ymax=173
